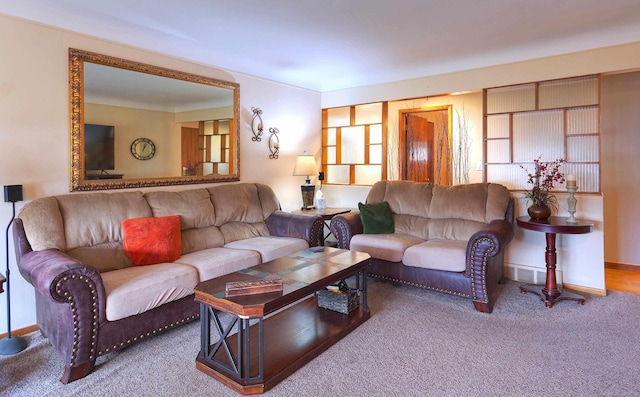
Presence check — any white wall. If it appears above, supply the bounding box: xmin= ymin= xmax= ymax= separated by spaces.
xmin=0 ymin=15 xmax=320 ymax=330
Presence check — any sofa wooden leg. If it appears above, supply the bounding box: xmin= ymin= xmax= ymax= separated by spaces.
xmin=473 ymin=301 xmax=493 ymax=313
xmin=60 ymin=361 xmax=95 ymax=384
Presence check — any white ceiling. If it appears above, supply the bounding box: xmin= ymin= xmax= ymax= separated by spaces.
xmin=2 ymin=0 xmax=640 ymax=92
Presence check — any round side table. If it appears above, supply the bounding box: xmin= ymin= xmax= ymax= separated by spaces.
xmin=516 ymin=216 xmax=594 ymax=308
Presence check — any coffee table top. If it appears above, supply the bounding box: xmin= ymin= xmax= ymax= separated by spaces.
xmin=194 ymin=247 xmax=370 ymax=318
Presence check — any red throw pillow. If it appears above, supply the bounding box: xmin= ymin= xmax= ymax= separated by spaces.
xmin=122 ymin=215 xmax=182 ymax=266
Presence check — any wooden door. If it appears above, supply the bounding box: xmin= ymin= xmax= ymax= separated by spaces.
xmin=405 ymin=114 xmax=434 ymax=182
xmin=181 ymin=127 xmax=199 ymax=174
xmin=399 ymin=107 xmax=452 ymax=185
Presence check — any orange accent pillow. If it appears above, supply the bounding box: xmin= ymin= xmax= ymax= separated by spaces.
xmin=122 ymin=215 xmax=182 ymax=266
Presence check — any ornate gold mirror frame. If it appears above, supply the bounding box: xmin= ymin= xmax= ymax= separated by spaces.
xmin=69 ymin=48 xmax=240 ymax=191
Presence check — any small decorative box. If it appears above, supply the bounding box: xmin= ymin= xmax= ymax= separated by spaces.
xmin=317 ymin=288 xmax=360 ymax=314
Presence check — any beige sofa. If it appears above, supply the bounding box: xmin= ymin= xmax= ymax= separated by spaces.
xmin=14 ymin=183 xmax=323 ymax=383
xmin=330 ymin=181 xmax=514 ymax=313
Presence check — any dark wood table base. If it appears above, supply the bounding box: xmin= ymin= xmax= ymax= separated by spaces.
xmin=516 ymin=216 xmax=593 ymax=309
xmin=519 ymin=284 xmax=586 ymax=307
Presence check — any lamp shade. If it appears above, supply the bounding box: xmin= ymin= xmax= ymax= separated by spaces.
xmin=293 ymin=155 xmax=317 ymax=177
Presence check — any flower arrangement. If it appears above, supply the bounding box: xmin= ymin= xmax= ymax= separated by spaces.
xmin=184 ymin=160 xmax=200 ymax=176
xmin=520 ymin=157 xmax=565 ymax=209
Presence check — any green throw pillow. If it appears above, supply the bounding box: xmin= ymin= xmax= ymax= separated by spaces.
xmin=358 ymin=201 xmax=394 ymax=234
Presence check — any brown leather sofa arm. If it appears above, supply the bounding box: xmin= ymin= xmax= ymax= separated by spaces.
xmin=329 ymin=212 xmax=363 ymax=249
xmin=466 ymin=219 xmax=514 ymax=312
xmin=467 ymin=219 xmax=514 ymax=261
xmin=16 ymin=247 xmax=107 ymax=382
xmin=265 ymin=210 xmax=324 ymax=247
xmin=18 ymin=249 xmax=106 ymax=309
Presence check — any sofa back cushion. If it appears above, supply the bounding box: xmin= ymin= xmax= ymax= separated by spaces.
xmin=367 ymin=181 xmax=510 ymax=241
xmin=208 ymin=183 xmax=280 ymax=243
xmin=19 ymin=196 xmax=66 ymax=252
xmin=144 ymin=189 xmax=224 ymax=254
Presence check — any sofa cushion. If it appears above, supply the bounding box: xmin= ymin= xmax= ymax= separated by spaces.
xmin=358 ymin=201 xmax=394 ymax=234
xmin=209 ymin=184 xmax=266 ymax=226
xmin=101 ymin=263 xmax=198 ymax=321
xmin=224 ymin=236 xmax=310 ymax=262
xmin=144 ymin=189 xmax=216 ymax=230
xmin=18 ymin=196 xmax=67 ymax=252
xmin=350 ymin=233 xmax=424 ymax=262
xmin=176 ymin=247 xmax=261 ymax=281
xmin=57 ymin=191 xmax=153 ymax=250
xmin=402 ymin=239 xmax=467 ymax=272
xmin=67 ymin=242 xmax=132 ymax=272
xmin=122 ymin=215 xmax=182 ymax=266
xmin=144 ymin=189 xmax=224 ymax=254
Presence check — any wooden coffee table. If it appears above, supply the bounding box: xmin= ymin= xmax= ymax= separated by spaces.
xmin=194 ymin=247 xmax=371 ymax=395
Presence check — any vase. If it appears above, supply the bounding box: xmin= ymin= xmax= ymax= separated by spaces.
xmin=527 ymin=205 xmax=551 ymax=220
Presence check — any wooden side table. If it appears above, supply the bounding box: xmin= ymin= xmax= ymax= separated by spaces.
xmin=292 ymin=208 xmax=351 ymax=246
xmin=516 ymin=216 xmax=594 ymax=308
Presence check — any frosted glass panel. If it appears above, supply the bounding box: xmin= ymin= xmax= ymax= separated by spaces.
xmin=486 ymin=164 xmax=525 ymax=190
xmin=203 ymin=121 xmax=214 ymax=135
xmin=567 ymin=136 xmax=599 ymax=162
xmin=327 ymin=107 xmax=351 ymax=127
xmin=512 ymin=110 xmax=564 ymax=162
xmin=487 ymin=140 xmax=511 ymax=163
xmin=327 ymin=147 xmax=336 ymax=164
xmin=561 ymin=163 xmax=599 ymax=192
xmin=355 ymin=165 xmax=381 ymax=185
xmin=369 ymin=144 xmax=382 ymax=164
xmin=341 ymin=126 xmax=365 ymax=164
xmin=217 ymin=163 xmax=229 ymax=175
xmin=487 ymin=114 xmax=510 ymax=138
xmin=369 ymin=124 xmax=382 ymax=144
xmin=486 ymin=84 xmax=535 ymax=114
xmin=203 ymin=163 xmax=213 ymax=175
xmin=210 ymin=135 xmax=221 ymax=162
xmin=355 ymin=103 xmax=382 ymax=124
xmin=326 ymin=128 xmax=336 ymax=145
xmin=218 ymin=120 xmax=230 ymax=135
xmin=567 ymin=106 xmax=598 ymax=135
xmin=539 ymin=76 xmax=598 ymax=109
xmin=327 ymin=165 xmax=350 ymax=184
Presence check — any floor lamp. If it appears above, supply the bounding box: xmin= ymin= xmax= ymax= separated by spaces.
xmin=0 ymin=184 xmax=27 ymax=355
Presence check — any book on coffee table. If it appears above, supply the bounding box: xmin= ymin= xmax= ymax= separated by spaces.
xmin=225 ymin=278 xmax=283 ymax=297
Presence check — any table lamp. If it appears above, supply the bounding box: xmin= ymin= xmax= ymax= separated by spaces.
xmin=293 ymin=152 xmax=317 ymax=210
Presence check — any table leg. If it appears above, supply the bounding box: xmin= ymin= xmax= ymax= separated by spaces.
xmin=519 ymin=232 xmax=586 ymax=307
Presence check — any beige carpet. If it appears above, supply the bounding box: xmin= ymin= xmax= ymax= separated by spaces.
xmin=2 ymin=279 xmax=639 ymax=396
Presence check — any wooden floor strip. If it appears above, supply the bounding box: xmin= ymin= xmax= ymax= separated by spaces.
xmin=606 ymin=268 xmax=640 ymax=294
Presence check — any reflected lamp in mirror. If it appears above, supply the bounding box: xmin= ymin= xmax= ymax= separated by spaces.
xmin=293 ymin=152 xmax=317 ymax=210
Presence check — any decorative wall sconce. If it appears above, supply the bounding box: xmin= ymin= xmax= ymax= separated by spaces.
xmin=268 ymin=128 xmax=280 ymax=159
xmin=251 ymin=106 xmax=280 ymax=159
xmin=251 ymin=107 xmax=263 ymax=142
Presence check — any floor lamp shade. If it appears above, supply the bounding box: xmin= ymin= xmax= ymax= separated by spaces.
xmin=293 ymin=154 xmax=317 ymax=210
xmin=1 ymin=184 xmax=27 ymax=355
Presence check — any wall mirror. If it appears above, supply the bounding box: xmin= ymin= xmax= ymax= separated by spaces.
xmin=69 ymin=48 xmax=240 ymax=191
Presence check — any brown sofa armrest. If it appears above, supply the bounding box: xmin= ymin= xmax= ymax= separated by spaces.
xmin=466 ymin=219 xmax=514 ymax=309
xmin=329 ymin=212 xmax=363 ymax=249
xmin=265 ymin=210 xmax=324 ymax=247
xmin=18 ymin=248 xmax=107 ymax=317
xmin=467 ymin=219 xmax=514 ymax=260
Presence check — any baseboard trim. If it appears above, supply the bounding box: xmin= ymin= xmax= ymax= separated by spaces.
xmin=0 ymin=324 xmax=39 ymax=340
xmin=605 ymin=261 xmax=640 ymax=272
xmin=563 ymin=283 xmax=607 ymax=297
